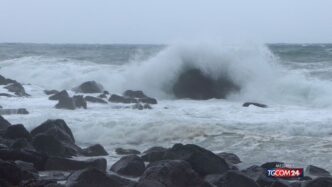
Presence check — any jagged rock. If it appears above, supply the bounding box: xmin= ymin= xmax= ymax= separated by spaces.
xmin=49 ymin=90 xmax=69 ymax=100
xmin=162 ymin=144 xmax=230 ymax=175
xmin=109 ymin=94 xmax=137 ymax=104
xmin=173 ymin=68 xmax=239 ymax=100
xmin=0 ymin=149 xmax=47 ymax=170
xmin=55 ymin=96 xmax=76 ymax=110
xmin=305 ymin=177 xmax=332 ymax=187
xmin=73 ymin=95 xmax=87 ymax=109
xmin=44 ymin=90 xmax=59 ymax=95
xmin=217 ymin=152 xmax=241 ymax=164
xmin=82 ymin=144 xmax=108 ymax=157
xmin=4 ymin=124 xmax=31 ymax=140
xmin=222 ymin=171 xmax=259 ymax=187
xmin=84 ymin=96 xmax=107 ymax=104
xmin=44 ymin=157 xmax=107 ymax=172
xmin=0 ymin=75 xmax=16 ymax=85
xmin=241 ymin=165 xmax=265 ymax=180
xmin=141 ymin=146 xmax=167 ymax=162
xmin=74 ymin=81 xmax=104 ymax=93
xmin=123 ymin=90 xmax=147 ymax=98
xmin=0 ymin=115 xmax=11 ymax=129
xmin=132 ymin=103 xmax=144 ymax=110
xmin=10 ymin=138 xmax=35 ymax=151
xmin=4 ymin=82 xmax=29 ymax=96
xmin=32 ymin=134 xmax=73 ymax=158
xmin=0 ymin=159 xmax=25 ymax=185
xmin=0 ymin=108 xmax=29 ymax=115
xmin=115 ymin=148 xmax=140 ymax=155
xmin=243 ymin=102 xmax=268 ymax=108
xmin=110 ymin=155 xmax=145 ymax=177
xmin=138 ymin=97 xmax=158 ymax=104
xmin=66 ymin=168 xmax=135 ymax=187
xmin=140 ymin=160 xmax=204 ymax=187
xmin=305 ymin=165 xmax=331 ymax=177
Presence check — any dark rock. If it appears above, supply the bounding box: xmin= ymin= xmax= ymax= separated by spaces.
xmin=0 ymin=75 xmax=16 ymax=85
xmin=14 ymin=160 xmax=38 ymax=181
xmin=241 ymin=165 xmax=265 ymax=180
xmin=305 ymin=165 xmax=331 ymax=177
xmin=44 ymin=90 xmax=59 ymax=95
xmin=261 ymin=162 xmax=285 ymax=169
xmin=98 ymin=93 xmax=108 ymax=99
xmin=123 ymin=90 xmax=147 ymax=98
xmin=31 ymin=119 xmax=75 ymax=144
xmin=115 ymin=147 xmax=141 ymax=155
xmin=45 ymin=157 xmax=107 ymax=172
xmin=4 ymin=82 xmax=29 ymax=96
xmin=110 ymin=155 xmax=145 ymax=177
xmin=0 ymin=108 xmax=29 ymax=115
xmin=49 ymin=90 xmax=69 ymax=100
xmin=10 ymin=138 xmax=35 ymax=151
xmin=305 ymin=177 xmax=332 ymax=187
xmin=136 ymin=180 xmax=165 ymax=187
xmin=162 ymin=143 xmax=230 ymax=176
xmin=4 ymin=124 xmax=31 ymax=140
xmin=243 ymin=102 xmax=268 ymax=108
xmin=109 ymin=94 xmax=137 ymax=104
xmin=0 ymin=115 xmax=11 ymax=129
xmin=217 ymin=152 xmax=241 ymax=164
xmin=0 ymin=93 xmax=15 ymax=97
xmin=0 ymin=159 xmax=24 ymax=185
xmin=140 ymin=160 xmax=204 ymax=187
xmin=132 ymin=103 xmax=144 ymax=110
xmin=84 ymin=96 xmax=107 ymax=104
xmin=143 ymin=103 xmax=152 ymax=109
xmin=0 ymin=149 xmax=47 ymax=170
xmin=55 ymin=96 xmax=76 ymax=110
xmin=74 ymin=81 xmax=104 ymax=93
xmin=82 ymin=144 xmax=108 ymax=156
xmin=20 ymin=179 xmax=59 ymax=187
xmin=32 ymin=134 xmax=73 ymax=157
xmin=256 ymin=175 xmax=279 ymax=187
xmin=73 ymin=95 xmax=87 ymax=109
xmin=223 ymin=171 xmax=259 ymax=187
xmin=204 ymin=174 xmax=224 ymax=187
xmin=173 ymin=68 xmax=239 ymax=100
xmin=141 ymin=146 xmax=167 ymax=162
xmin=66 ymin=168 xmax=134 ymax=187
xmin=138 ymin=97 xmax=158 ymax=104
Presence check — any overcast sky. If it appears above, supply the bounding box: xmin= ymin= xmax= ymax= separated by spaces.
xmin=1 ymin=0 xmax=332 ymax=44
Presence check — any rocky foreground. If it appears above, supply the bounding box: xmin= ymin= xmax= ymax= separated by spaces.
xmin=0 ymin=115 xmax=331 ymax=187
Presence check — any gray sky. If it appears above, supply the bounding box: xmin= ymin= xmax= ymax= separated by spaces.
xmin=1 ymin=0 xmax=332 ymax=44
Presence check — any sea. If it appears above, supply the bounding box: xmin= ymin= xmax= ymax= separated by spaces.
xmin=0 ymin=42 xmax=332 ymax=171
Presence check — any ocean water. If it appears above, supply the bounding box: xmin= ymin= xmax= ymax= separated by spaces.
xmin=0 ymin=42 xmax=332 ymax=171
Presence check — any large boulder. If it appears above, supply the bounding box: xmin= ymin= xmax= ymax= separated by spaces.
xmin=305 ymin=177 xmax=332 ymax=187
xmin=55 ymin=96 xmax=76 ymax=110
xmin=73 ymin=95 xmax=87 ymax=109
xmin=0 ymin=115 xmax=11 ymax=129
xmin=110 ymin=155 xmax=145 ymax=177
xmin=74 ymin=81 xmax=104 ymax=93
xmin=49 ymin=90 xmax=69 ymax=100
xmin=84 ymin=96 xmax=107 ymax=104
xmin=32 ymin=134 xmax=74 ymax=158
xmin=305 ymin=165 xmax=331 ymax=177
xmin=115 ymin=147 xmax=140 ymax=155
xmin=217 ymin=152 xmax=241 ymax=164
xmin=0 ymin=159 xmax=25 ymax=185
xmin=173 ymin=68 xmax=239 ymax=100
xmin=141 ymin=146 xmax=167 ymax=162
xmin=139 ymin=160 xmax=205 ymax=187
xmin=162 ymin=144 xmax=230 ymax=176
xmin=66 ymin=168 xmax=135 ymax=187
xmin=82 ymin=144 xmax=108 ymax=157
xmin=0 ymin=75 xmax=16 ymax=85
xmin=0 ymin=149 xmax=47 ymax=170
xmin=4 ymin=124 xmax=31 ymax=140
xmin=221 ymin=171 xmax=260 ymax=187
xmin=44 ymin=157 xmax=107 ymax=172
xmin=4 ymin=82 xmax=29 ymax=96
xmin=109 ymin=94 xmax=137 ymax=104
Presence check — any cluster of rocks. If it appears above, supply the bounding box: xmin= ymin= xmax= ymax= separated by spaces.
xmin=1 ymin=115 xmax=332 ymax=186
xmin=46 ymin=81 xmax=158 ymax=110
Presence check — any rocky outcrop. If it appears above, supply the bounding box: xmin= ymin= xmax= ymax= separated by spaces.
xmin=82 ymin=144 xmax=108 ymax=156
xmin=73 ymin=81 xmax=104 ymax=93
xmin=110 ymin=155 xmax=145 ymax=177
xmin=0 ymin=115 xmax=11 ymax=129
xmin=49 ymin=90 xmax=69 ymax=100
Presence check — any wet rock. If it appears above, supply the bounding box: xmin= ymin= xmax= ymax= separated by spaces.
xmin=305 ymin=177 xmax=332 ymax=187
xmin=143 ymin=103 xmax=152 ymax=109
xmin=0 ymin=159 xmax=24 ymax=185
xmin=44 ymin=90 xmax=59 ymax=95
xmin=115 ymin=147 xmax=141 ymax=155
xmin=135 ymin=179 xmax=165 ymax=187
xmin=55 ymin=96 xmax=76 ymax=110
xmin=82 ymin=144 xmax=108 ymax=156
xmin=49 ymin=90 xmax=69 ymax=100
xmin=0 ymin=115 xmax=11 ymax=129
xmin=173 ymin=68 xmax=239 ymax=100
xmin=243 ymin=102 xmax=268 ymax=108
xmin=217 ymin=152 xmax=241 ymax=164
xmin=74 ymin=81 xmax=104 ymax=93
xmin=14 ymin=160 xmax=38 ymax=181
xmin=132 ymin=103 xmax=144 ymax=110
xmin=0 ymin=75 xmax=16 ymax=85
xmin=84 ymin=96 xmax=107 ymax=104
xmin=123 ymin=90 xmax=147 ymax=98
xmin=141 ymin=146 xmax=167 ymax=162
xmin=0 ymin=149 xmax=47 ymax=170
xmin=10 ymin=138 xmax=35 ymax=151
xmin=140 ymin=160 xmax=204 ymax=187
xmin=0 ymin=108 xmax=29 ymax=115
xmin=20 ymin=179 xmax=59 ymax=187
xmin=4 ymin=124 xmax=31 ymax=140
xmin=44 ymin=157 xmax=107 ymax=172
xmin=305 ymin=165 xmax=331 ymax=177
xmin=271 ymin=180 xmax=292 ymax=187
xmin=73 ymin=95 xmax=87 ymax=109
xmin=32 ymin=134 xmax=74 ymax=158
xmin=222 ymin=171 xmax=259 ymax=187
xmin=110 ymin=155 xmax=145 ymax=177
xmin=0 ymin=93 xmax=15 ymax=97
xmin=109 ymin=94 xmax=137 ymax=104
xmin=4 ymin=82 xmax=29 ymax=96
xmin=162 ymin=143 xmax=230 ymax=176
xmin=138 ymin=97 xmax=158 ymax=104
xmin=66 ymin=168 xmax=134 ymax=187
